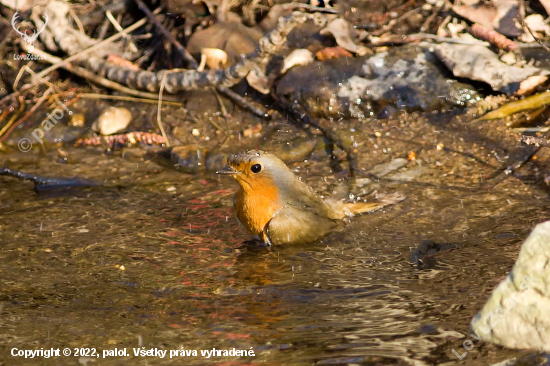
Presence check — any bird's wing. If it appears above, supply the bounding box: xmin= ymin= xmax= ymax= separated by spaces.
xmin=280 ymin=178 xmax=341 ymax=220
xmin=266 ymin=206 xmax=342 ymax=245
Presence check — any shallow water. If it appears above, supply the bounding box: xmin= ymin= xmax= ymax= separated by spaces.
xmin=1 ymin=110 xmax=550 ymax=365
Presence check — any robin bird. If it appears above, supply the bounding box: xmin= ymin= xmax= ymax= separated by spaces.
xmin=218 ymin=150 xmax=404 ymax=246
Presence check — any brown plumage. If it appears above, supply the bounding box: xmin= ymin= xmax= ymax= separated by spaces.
xmin=218 ymin=150 xmax=404 ymax=245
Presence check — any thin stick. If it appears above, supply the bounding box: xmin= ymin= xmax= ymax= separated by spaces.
xmin=210 ymin=87 xmax=228 ymax=118
xmin=216 ymin=85 xmax=270 ymax=118
xmin=157 ymin=72 xmax=170 ymax=146
xmin=13 ymin=63 xmax=32 ymax=92
xmin=133 ymin=0 xmax=199 ymax=68
xmin=68 ymin=8 xmax=85 ymax=34
xmin=32 ymin=9 xmax=161 ymax=82
xmin=78 ymin=93 xmax=183 ymax=106
xmin=522 ymin=20 xmax=550 ymax=53
xmin=0 ymin=100 xmax=24 ymax=140
xmin=23 ymin=43 xmax=182 ymax=102
xmin=105 ymin=10 xmax=138 ymax=53
xmin=0 ymin=87 xmax=54 ymax=142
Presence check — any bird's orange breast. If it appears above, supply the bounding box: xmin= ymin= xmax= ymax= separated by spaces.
xmin=234 ymin=176 xmax=283 ymax=237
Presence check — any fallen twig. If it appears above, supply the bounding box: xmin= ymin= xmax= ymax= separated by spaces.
xmin=0 ymin=97 xmax=25 ymax=142
xmin=157 ymin=72 xmax=170 ymax=147
xmin=0 ymin=87 xmax=54 ymax=143
xmin=23 ymin=43 xmax=181 ymax=102
xmin=470 ymin=23 xmax=517 ymax=52
xmin=473 ymin=91 xmax=550 ymax=122
xmin=32 ymin=8 xmax=161 ymax=83
xmin=78 ymin=93 xmax=183 ymax=106
xmin=216 ymin=86 xmax=270 ymax=118
xmin=105 ymin=10 xmax=138 ymax=54
xmin=521 ymin=20 xmax=550 ymax=53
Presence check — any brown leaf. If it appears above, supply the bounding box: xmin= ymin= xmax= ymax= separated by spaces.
xmin=315 ymin=46 xmax=353 ymax=60
xmin=452 ymin=1 xmax=522 ymax=37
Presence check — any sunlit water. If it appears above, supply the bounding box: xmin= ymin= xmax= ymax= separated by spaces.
xmin=1 ymin=112 xmax=549 ymax=365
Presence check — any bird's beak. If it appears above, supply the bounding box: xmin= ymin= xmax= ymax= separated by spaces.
xmin=216 ymin=166 xmax=239 ymax=175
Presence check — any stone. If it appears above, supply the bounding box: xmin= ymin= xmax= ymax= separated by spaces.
xmin=275 ymin=45 xmax=478 ymax=119
xmin=434 ymin=43 xmax=549 ymax=95
xmin=91 ymin=107 xmax=132 ymax=136
xmin=470 ymin=221 xmax=550 ymax=351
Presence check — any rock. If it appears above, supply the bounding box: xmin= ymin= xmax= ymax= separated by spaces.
xmin=338 ymin=47 xmax=478 ymax=114
xmin=91 ymin=107 xmax=132 ymax=136
xmin=409 ymin=240 xmax=459 ymax=270
xmin=68 ymin=113 xmax=85 ymax=127
xmin=276 ymin=56 xmax=366 ymax=118
xmin=434 ymin=43 xmax=549 ymax=95
xmin=320 ymin=18 xmax=370 ymax=56
xmin=275 ymin=45 xmax=478 ymax=119
xmin=470 ymin=221 xmax=550 ymax=352
xmin=158 ymin=146 xmax=228 ymax=173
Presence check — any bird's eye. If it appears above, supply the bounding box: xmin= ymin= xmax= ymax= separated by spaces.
xmin=250 ymin=164 xmax=262 ymax=173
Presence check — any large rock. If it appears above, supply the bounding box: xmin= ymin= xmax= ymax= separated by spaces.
xmin=275 ymin=45 xmax=478 ymax=119
xmin=470 ymin=221 xmax=550 ymax=351
xmin=434 ymin=43 xmax=549 ymax=95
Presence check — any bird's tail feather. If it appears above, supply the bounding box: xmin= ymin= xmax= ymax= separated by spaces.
xmin=333 ymin=192 xmax=405 ymax=218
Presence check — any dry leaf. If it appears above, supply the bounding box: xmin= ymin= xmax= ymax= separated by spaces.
xmin=434 ymin=43 xmax=549 ymax=95
xmin=316 ymin=46 xmax=353 ymax=60
xmin=320 ymin=18 xmax=370 ymax=56
xmin=281 ymin=49 xmax=314 ymax=73
xmin=517 ymin=75 xmax=549 ymax=96
xmin=452 ymin=0 xmax=522 ymax=37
